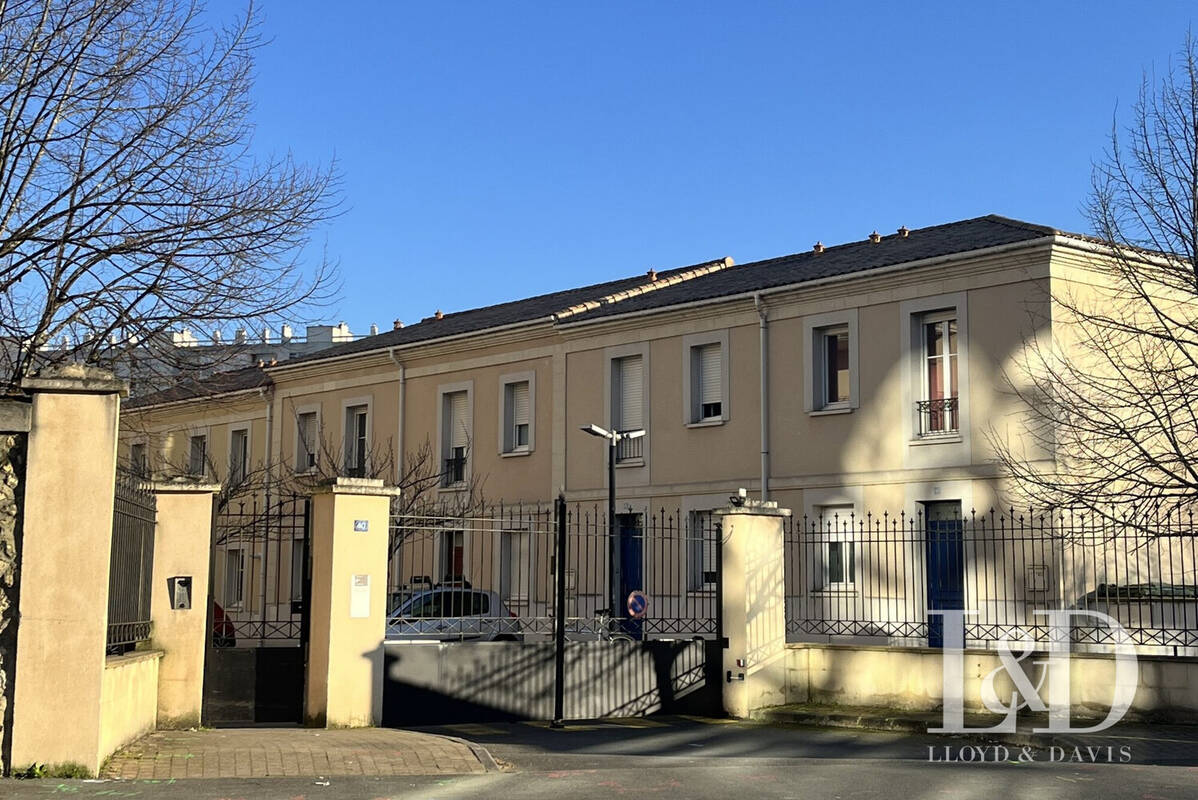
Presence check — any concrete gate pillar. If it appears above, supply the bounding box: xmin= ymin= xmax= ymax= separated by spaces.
xmin=305 ymin=478 xmax=395 ymax=727
xmin=718 ymin=499 xmax=790 ymax=719
xmin=10 ymin=366 xmax=126 ymax=773
xmin=149 ymin=481 xmax=219 ymax=729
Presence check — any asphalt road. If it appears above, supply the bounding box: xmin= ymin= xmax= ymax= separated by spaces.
xmin=2 ymin=718 xmax=1196 ymax=799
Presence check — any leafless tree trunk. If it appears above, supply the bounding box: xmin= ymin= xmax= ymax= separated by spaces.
xmin=0 ymin=0 xmax=339 ymax=393
xmin=993 ymin=35 xmax=1198 ymax=529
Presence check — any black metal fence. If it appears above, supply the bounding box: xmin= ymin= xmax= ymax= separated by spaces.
xmin=386 ymin=502 xmax=720 ymax=641
xmin=211 ymin=492 xmax=310 ymax=644
xmin=107 ymin=470 xmax=157 ymax=653
xmin=785 ymin=507 xmax=1198 ymax=654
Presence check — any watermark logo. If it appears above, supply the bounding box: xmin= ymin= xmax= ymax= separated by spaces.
xmin=929 ymin=609 xmax=1139 ymax=735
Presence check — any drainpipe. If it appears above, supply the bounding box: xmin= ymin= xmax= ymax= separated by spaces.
xmin=754 ymin=293 xmax=770 ymax=501
xmin=388 ymin=348 xmax=406 ymax=485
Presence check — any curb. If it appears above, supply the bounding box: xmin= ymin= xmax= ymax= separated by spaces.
xmin=433 ymin=733 xmax=502 ymax=773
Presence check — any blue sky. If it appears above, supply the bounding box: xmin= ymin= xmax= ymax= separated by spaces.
xmin=212 ymin=1 xmax=1195 ymax=333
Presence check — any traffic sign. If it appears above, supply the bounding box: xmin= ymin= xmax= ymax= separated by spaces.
xmin=627 ymin=590 xmax=648 ymax=619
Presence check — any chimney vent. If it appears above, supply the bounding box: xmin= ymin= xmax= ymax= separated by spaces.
xmin=393 ymin=319 xmax=404 ymax=330
xmin=647 ymin=269 xmax=657 ymax=281
xmin=868 ymin=230 xmax=882 ymax=244
xmin=370 ymin=323 xmax=379 ymax=336
xmin=897 ymin=226 xmax=910 ymax=238
xmin=812 ymin=242 xmax=825 ymax=254
xmin=434 ymin=310 xmax=443 ymax=320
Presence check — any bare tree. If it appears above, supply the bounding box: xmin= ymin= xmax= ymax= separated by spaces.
xmin=993 ymin=34 xmax=1198 ymax=528
xmin=0 ymin=0 xmax=339 ymax=393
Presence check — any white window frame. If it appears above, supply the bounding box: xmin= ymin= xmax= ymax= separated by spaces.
xmin=803 ymin=487 xmax=863 ymax=595
xmin=289 ymin=537 xmax=306 ymax=603
xmin=228 ymin=424 xmax=250 ymax=485
xmin=498 ymin=371 xmax=536 ymax=456
xmin=129 ymin=439 xmax=149 ymax=477
xmin=499 ymin=526 xmax=533 ymax=605
xmin=917 ymin=310 xmax=959 ymax=436
xmin=802 ymin=309 xmax=860 ymax=414
xmin=438 ymin=529 xmax=466 ymax=582
xmin=293 ymin=404 xmax=321 ymax=474
xmin=187 ymin=431 xmax=208 ymax=477
xmin=225 ymin=546 xmax=246 ymax=609
xmin=899 ymin=292 xmax=971 ymax=467
xmin=681 ymin=330 xmax=730 ymax=426
xmin=815 ymin=504 xmax=857 ymax=590
xmin=687 ymin=509 xmax=719 ymax=592
xmin=603 ymin=342 xmax=650 ymax=469
xmin=436 ymin=381 xmax=474 ymax=489
xmin=341 ymin=396 xmax=373 ymax=477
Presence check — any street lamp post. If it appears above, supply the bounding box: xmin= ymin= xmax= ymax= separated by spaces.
xmin=580 ymin=423 xmax=645 ymax=623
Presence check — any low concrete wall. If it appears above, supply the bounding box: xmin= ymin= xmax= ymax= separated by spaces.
xmin=784 ymin=643 xmax=1198 ymax=723
xmin=99 ymin=652 xmax=162 ymax=764
xmin=383 ymin=639 xmax=720 ymax=726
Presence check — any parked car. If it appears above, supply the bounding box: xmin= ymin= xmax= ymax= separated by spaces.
xmin=385 ymin=587 xmax=521 ymax=642
xmin=212 ymin=600 xmax=236 ymax=647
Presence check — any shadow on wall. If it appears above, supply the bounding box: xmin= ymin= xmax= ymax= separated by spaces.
xmin=382 ymin=639 xmax=721 ymax=727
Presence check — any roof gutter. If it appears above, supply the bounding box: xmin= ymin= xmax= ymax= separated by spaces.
xmin=553 ymin=235 xmax=1060 ymax=330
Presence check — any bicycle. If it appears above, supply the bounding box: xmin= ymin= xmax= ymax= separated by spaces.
xmin=595 ymin=608 xmax=636 ymax=643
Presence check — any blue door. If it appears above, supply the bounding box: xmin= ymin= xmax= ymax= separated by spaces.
xmin=616 ymin=513 xmax=644 ymax=639
xmin=924 ymin=502 xmax=964 ymax=648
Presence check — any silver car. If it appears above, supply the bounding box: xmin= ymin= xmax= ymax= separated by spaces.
xmin=385 ymin=588 xmax=522 ymax=641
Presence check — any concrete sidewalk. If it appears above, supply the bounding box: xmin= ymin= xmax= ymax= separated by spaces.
xmin=101 ymin=727 xmax=495 ymax=779
xmin=752 ymin=703 xmax=1198 ymax=763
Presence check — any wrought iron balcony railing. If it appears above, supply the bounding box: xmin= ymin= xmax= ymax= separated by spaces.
xmin=916 ymin=397 xmax=959 ymax=436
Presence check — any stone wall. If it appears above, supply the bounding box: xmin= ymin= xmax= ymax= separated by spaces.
xmin=0 ymin=429 xmax=28 ymax=775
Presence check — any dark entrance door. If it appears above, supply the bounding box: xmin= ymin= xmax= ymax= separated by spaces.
xmin=615 ymin=513 xmax=644 ymax=639
xmin=203 ymin=493 xmax=311 ymax=725
xmin=923 ymin=501 xmax=964 ymax=648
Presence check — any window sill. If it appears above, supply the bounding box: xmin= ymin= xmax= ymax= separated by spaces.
xmin=615 ymin=459 xmax=645 ymax=469
xmin=438 ymin=484 xmax=468 ymax=494
xmin=686 ymin=419 xmax=725 ymax=429
xmin=500 ymin=449 xmax=532 ymax=458
xmin=811 ymin=587 xmax=859 ymax=597
xmin=687 ymin=588 xmax=717 ymax=597
xmin=909 ymin=433 xmax=963 ymax=446
xmin=809 ymin=406 xmax=853 ymax=417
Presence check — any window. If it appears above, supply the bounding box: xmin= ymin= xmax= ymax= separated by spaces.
xmin=344 ymin=404 xmax=368 ymax=477
xmin=816 ymin=505 xmax=856 ymax=588
xmin=693 ymin=344 xmax=722 ymax=421
xmin=818 ymin=327 xmax=850 ymax=407
xmin=803 ymin=310 xmax=859 ymax=413
xmin=442 ymin=390 xmax=470 ymax=486
xmin=225 ymin=547 xmax=245 ymax=607
xmin=296 ymin=411 xmax=318 ymax=472
xmin=687 ymin=510 xmax=718 ymax=591
xmin=129 ymin=442 xmax=148 ymax=477
xmin=919 ymin=312 xmax=959 ymax=435
xmin=440 ymin=530 xmax=465 ymax=581
xmin=612 ymin=355 xmax=644 ymax=462
xmin=501 ymin=530 xmax=532 ymax=603
xmin=187 ymin=434 xmax=207 ymax=477
xmin=503 ymin=380 xmax=531 ymax=453
xmin=290 ymin=539 xmax=307 ymax=604
xmin=229 ymin=428 xmax=249 ymax=485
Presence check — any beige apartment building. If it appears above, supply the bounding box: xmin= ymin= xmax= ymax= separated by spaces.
xmin=123 ymin=214 xmax=1066 ymax=515
xmin=124 ymin=214 xmax=1147 ymax=647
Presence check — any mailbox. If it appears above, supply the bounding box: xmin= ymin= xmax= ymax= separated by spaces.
xmin=167 ymin=576 xmax=192 ymax=610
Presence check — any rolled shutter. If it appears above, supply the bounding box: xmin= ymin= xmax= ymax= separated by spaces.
xmin=619 ymin=356 xmax=643 ymax=430
xmin=698 ymin=344 xmax=721 ymax=407
xmin=450 ymin=391 xmax=470 ymax=449
xmin=512 ymin=382 xmax=529 ymax=427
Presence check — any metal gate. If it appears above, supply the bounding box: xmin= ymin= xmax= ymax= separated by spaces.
xmin=202 ymin=492 xmax=311 ymax=725
xmin=381 ymin=499 xmax=723 ymax=725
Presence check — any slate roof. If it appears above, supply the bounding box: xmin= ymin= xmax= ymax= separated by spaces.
xmin=556 ymin=215 xmax=1060 ymax=323
xmin=125 ymin=214 xmax=1063 ymax=409
xmin=275 ymin=257 xmax=732 ymax=367
xmin=125 ymin=365 xmax=269 ymax=409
